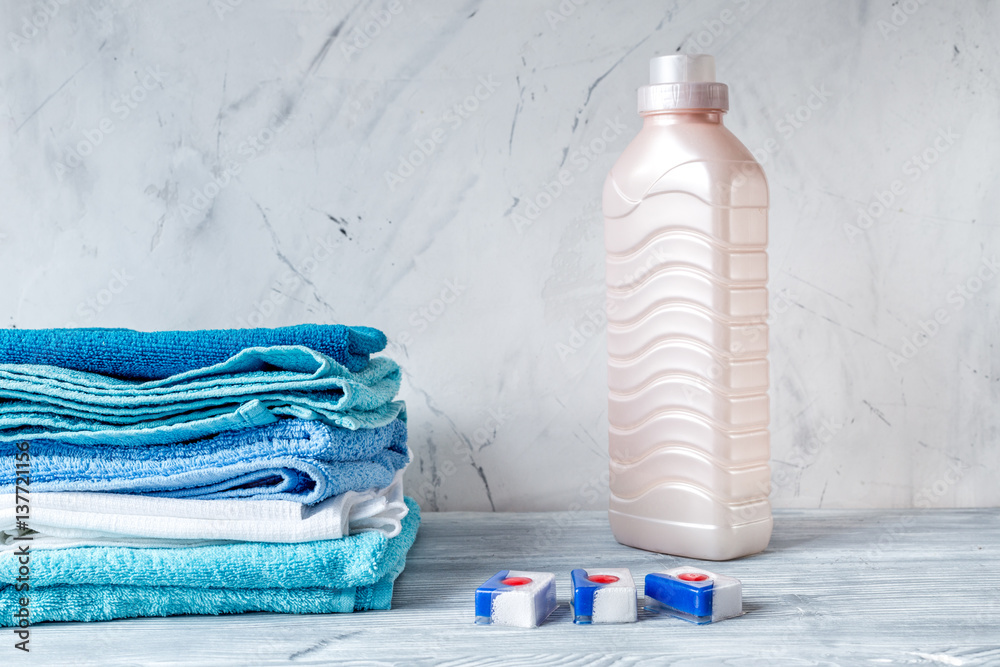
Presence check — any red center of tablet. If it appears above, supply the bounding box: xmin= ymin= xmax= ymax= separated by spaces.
xmin=501 ymin=577 xmax=532 ymax=586
xmin=587 ymin=574 xmax=620 ymax=584
xmin=678 ymin=573 xmax=710 ymax=582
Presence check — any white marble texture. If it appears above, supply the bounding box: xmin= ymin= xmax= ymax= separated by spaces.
xmin=0 ymin=0 xmax=997 ymax=512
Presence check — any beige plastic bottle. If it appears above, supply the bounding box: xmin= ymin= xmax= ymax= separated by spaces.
xmin=604 ymin=54 xmax=772 ymax=561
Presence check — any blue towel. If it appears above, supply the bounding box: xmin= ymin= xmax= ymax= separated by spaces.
xmin=0 ymin=418 xmax=409 ymax=503
xmin=0 ymin=347 xmax=403 ymax=445
xmin=0 ymin=324 xmax=386 ymax=378
xmin=0 ymin=499 xmax=420 ymax=624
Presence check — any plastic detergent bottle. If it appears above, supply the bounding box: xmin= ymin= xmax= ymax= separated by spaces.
xmin=603 ymin=54 xmax=772 ymax=561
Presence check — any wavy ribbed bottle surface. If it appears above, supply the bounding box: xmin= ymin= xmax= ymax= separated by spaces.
xmin=604 ymin=54 xmax=772 ymax=561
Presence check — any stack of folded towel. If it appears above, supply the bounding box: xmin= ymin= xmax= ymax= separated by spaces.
xmin=0 ymin=325 xmax=419 ymax=625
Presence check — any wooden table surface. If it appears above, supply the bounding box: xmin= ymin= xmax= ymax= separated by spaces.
xmin=8 ymin=508 xmax=1000 ymax=666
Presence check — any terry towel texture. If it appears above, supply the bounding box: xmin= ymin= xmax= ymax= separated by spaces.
xmin=0 ymin=418 xmax=409 ymax=503
xmin=0 ymin=498 xmax=420 ymax=625
xmin=0 ymin=324 xmax=420 ymax=623
xmin=0 ymin=347 xmax=404 ymax=445
xmin=0 ymin=325 xmax=386 ymax=378
xmin=0 ymin=470 xmax=409 ymax=548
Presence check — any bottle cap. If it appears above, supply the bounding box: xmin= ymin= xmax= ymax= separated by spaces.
xmin=638 ymin=54 xmax=729 ymax=113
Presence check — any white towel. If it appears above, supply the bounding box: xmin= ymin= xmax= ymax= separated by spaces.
xmin=0 ymin=470 xmax=408 ymax=551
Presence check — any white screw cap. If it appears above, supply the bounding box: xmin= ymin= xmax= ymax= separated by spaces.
xmin=650 ymin=54 xmax=717 ymax=84
xmin=639 ymin=53 xmax=728 ymax=113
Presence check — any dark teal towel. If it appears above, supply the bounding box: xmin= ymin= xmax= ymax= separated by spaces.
xmin=0 ymin=325 xmax=386 ymax=378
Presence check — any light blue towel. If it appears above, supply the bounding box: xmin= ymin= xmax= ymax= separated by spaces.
xmin=0 ymin=324 xmax=386 ymax=377
xmin=0 ymin=418 xmax=409 ymax=503
xmin=0 ymin=347 xmax=403 ymax=445
xmin=0 ymin=499 xmax=420 ymax=624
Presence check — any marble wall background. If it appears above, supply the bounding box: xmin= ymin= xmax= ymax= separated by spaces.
xmin=2 ymin=0 xmax=997 ymax=511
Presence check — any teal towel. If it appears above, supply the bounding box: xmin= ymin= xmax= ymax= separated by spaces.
xmin=0 ymin=324 xmax=386 ymax=378
xmin=0 ymin=347 xmax=404 ymax=445
xmin=8 ymin=578 xmax=398 ymax=621
xmin=0 ymin=499 xmax=420 ymax=624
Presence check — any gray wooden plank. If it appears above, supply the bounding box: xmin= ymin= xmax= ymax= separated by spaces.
xmin=4 ymin=509 xmax=999 ymax=666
